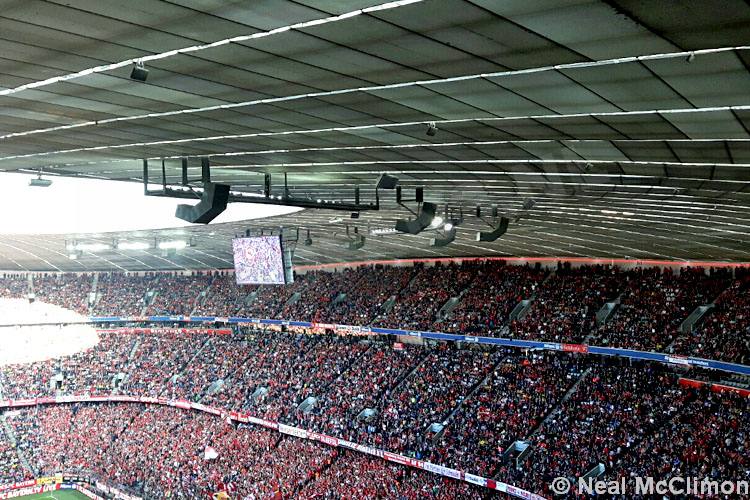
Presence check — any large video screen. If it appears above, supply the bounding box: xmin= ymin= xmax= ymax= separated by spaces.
xmin=233 ymin=236 xmax=286 ymax=285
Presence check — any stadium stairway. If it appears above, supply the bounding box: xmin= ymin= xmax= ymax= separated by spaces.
xmin=429 ymin=351 xmax=507 ymax=443
xmin=165 ymin=336 xmax=216 ymax=400
xmin=191 ymin=276 xmax=215 ymax=316
xmin=0 ymin=415 xmax=35 ymax=476
xmin=88 ymin=273 xmax=99 ymax=315
xmin=491 ymin=367 xmax=593 ymax=482
xmin=584 ymin=293 xmax=625 ymax=344
xmin=526 ymin=367 xmax=592 ymax=439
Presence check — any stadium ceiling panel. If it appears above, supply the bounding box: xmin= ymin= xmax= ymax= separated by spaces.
xmin=0 ymin=0 xmax=749 ymax=271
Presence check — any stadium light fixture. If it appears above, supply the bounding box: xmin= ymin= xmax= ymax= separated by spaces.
xmin=430 ymin=227 xmax=456 ymax=247
xmin=376 ymin=173 xmax=399 ymax=189
xmin=117 ymin=241 xmax=151 ymax=251
xmin=77 ymin=243 xmax=111 ymax=252
xmin=29 ymin=172 xmax=52 ymax=187
xmin=427 ymin=215 xmax=444 ymax=229
xmin=158 ymin=240 xmax=188 ymax=250
xmin=477 ymin=216 xmax=510 ymax=242
xmin=394 ymin=201 xmax=437 ymax=235
xmin=130 ymin=60 xmax=149 ymax=82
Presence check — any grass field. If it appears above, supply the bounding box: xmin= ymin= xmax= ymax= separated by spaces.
xmin=18 ymin=491 xmax=90 ymax=500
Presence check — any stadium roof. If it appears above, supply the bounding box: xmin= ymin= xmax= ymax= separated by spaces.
xmin=1 ymin=0 xmax=749 ymax=271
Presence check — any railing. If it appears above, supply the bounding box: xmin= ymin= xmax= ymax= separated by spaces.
xmin=82 ymin=314 xmax=750 ymax=376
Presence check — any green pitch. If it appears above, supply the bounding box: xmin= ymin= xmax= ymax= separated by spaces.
xmin=18 ymin=491 xmax=90 ymax=500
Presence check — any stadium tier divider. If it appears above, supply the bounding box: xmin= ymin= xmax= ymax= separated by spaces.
xmin=69 ymin=314 xmax=750 ymax=376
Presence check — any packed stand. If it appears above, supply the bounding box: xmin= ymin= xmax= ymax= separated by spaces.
xmin=251 ymin=334 xmax=370 ymax=422
xmin=0 ymin=431 xmax=29 ymax=483
xmin=503 ymin=363 xmax=690 ymax=496
xmin=193 ymin=273 xmax=258 ymax=317
xmin=610 ymin=388 xmax=749 ymax=489
xmin=164 ymin=331 xmax=250 ymax=401
xmin=1 ymin=331 xmax=138 ymax=399
xmin=244 ymin=277 xmax=309 ymax=319
xmin=435 ymin=263 xmax=546 ymax=335
xmin=0 ymin=262 xmax=747 ymax=363
xmin=299 ymin=450 xmax=491 ymax=499
xmin=510 ymin=264 xmax=624 ymax=343
xmin=123 ymin=330 xmax=209 ymax=397
xmin=375 ymin=262 xmax=481 ymax=330
xmin=145 ymin=272 xmax=214 ymax=315
xmin=674 ymin=276 xmax=750 ymax=364
xmin=93 ymin=272 xmax=158 ymax=316
xmin=292 ymin=342 xmax=425 ymax=435
xmin=279 ymin=269 xmax=358 ymax=321
xmin=8 ymin=403 xmax=335 ymax=499
xmin=0 ymin=274 xmax=28 ymax=299
xmin=32 ymin=273 xmax=92 ymax=315
xmin=317 ymin=265 xmax=416 ymax=325
xmin=591 ymin=267 xmax=732 ymax=352
xmin=430 ymin=352 xmax=586 ymax=477
xmin=350 ymin=345 xmax=498 ymax=458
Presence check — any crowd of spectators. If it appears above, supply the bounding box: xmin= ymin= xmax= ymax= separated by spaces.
xmin=591 ymin=267 xmax=732 ymax=351
xmin=434 ymin=263 xmax=546 ymax=335
xmin=33 ymin=273 xmax=93 ymax=315
xmin=292 ymin=342 xmax=425 ymax=435
xmin=246 ymin=277 xmax=309 ymax=319
xmin=193 ymin=273 xmax=258 ymax=317
xmin=375 ymin=262 xmax=482 ymax=330
xmin=0 ymin=431 xmax=29 ymax=484
xmin=347 ymin=345 xmax=499 ymax=458
xmin=0 ymin=327 xmax=748 ymax=497
xmin=503 ymin=363 xmax=691 ymax=495
xmin=510 ymin=264 xmax=624 ymax=343
xmin=0 ymin=274 xmax=28 ymax=299
xmin=0 ymin=330 xmax=138 ymax=399
xmin=94 ymin=273 xmax=158 ymax=316
xmin=675 ymin=276 xmax=750 ymax=364
xmin=299 ymin=450 xmax=489 ymax=499
xmin=4 ymin=402 xmax=488 ymax=499
xmin=250 ymin=334 xmax=369 ymax=422
xmin=0 ymin=261 xmax=746 ymax=362
xmin=319 ymin=265 xmax=416 ymax=325
xmin=0 ymin=261 xmax=748 ymax=498
xmin=610 ymin=389 xmax=749 ymax=489
xmin=278 ymin=270 xmax=354 ymax=321
xmin=429 ymin=352 xmax=586 ymax=477
xmin=145 ymin=272 xmax=214 ymax=316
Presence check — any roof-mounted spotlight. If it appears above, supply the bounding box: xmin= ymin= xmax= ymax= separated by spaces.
xmin=426 ymin=122 xmax=438 ymax=136
xmin=477 ymin=216 xmax=510 ymax=242
xmin=395 ymin=202 xmax=437 ymax=235
xmin=344 ymin=226 xmax=365 ymax=251
xmin=130 ymin=60 xmax=149 ymax=82
xmin=686 ymin=52 xmax=695 ymax=63
xmin=29 ymin=173 xmax=52 ymax=188
xmin=376 ymin=173 xmax=399 ymax=190
xmin=175 ymin=158 xmax=230 ymax=224
xmin=430 ymin=221 xmax=457 ymax=247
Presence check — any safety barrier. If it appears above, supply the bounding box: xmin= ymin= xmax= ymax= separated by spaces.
xmin=86 ymin=315 xmax=750 ymax=376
